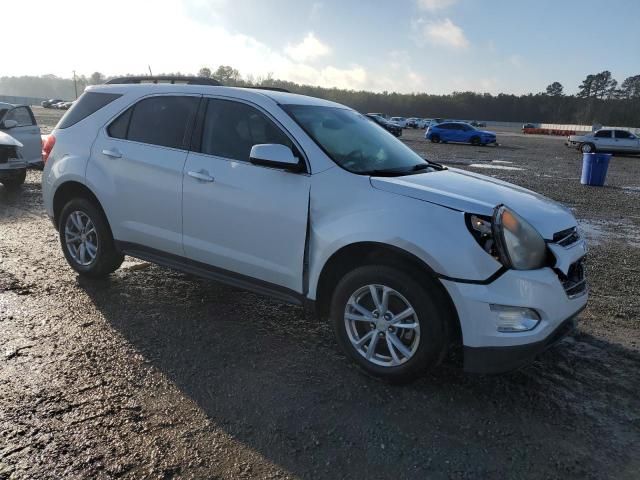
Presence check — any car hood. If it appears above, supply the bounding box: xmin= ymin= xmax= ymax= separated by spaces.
xmin=0 ymin=131 xmax=23 ymax=147
xmin=477 ymin=130 xmax=495 ymax=136
xmin=370 ymin=167 xmax=576 ymax=239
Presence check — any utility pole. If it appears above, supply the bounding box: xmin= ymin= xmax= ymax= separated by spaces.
xmin=148 ymin=65 xmax=153 ymax=76
xmin=72 ymin=70 xmax=78 ymax=99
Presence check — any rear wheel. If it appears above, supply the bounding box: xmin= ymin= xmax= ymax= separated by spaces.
xmin=331 ymin=265 xmax=450 ymax=383
xmin=59 ymin=198 xmax=124 ymax=277
xmin=430 ymin=134 xmax=441 ymax=143
xmin=581 ymin=143 xmax=595 ymax=154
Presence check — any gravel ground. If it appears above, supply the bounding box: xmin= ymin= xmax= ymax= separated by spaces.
xmin=0 ymin=109 xmax=639 ymax=479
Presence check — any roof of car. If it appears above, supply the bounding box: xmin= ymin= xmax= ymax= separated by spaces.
xmin=0 ymin=102 xmax=14 ymax=109
xmin=86 ymin=83 xmax=346 ymax=109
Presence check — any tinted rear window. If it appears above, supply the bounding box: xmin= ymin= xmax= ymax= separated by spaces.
xmin=126 ymin=96 xmax=199 ymax=149
xmin=57 ymin=92 xmax=122 ymax=129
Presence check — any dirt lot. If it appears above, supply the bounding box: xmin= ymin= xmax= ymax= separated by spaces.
xmin=1 ymin=109 xmax=639 ymax=479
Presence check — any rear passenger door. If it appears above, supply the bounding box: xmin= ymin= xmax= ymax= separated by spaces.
xmin=613 ymin=130 xmax=638 ymax=152
xmin=88 ymin=94 xmax=200 ymax=256
xmin=182 ymin=97 xmax=310 ymax=294
xmin=1 ymin=106 xmax=41 ymax=165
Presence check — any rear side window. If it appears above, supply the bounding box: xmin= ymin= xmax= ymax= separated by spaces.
xmin=199 ymin=98 xmax=293 ymax=161
xmin=107 ymin=108 xmax=132 ymax=139
xmin=57 ymin=92 xmax=122 ymax=129
xmin=126 ymin=96 xmax=199 ymax=149
xmin=614 ymin=130 xmax=632 ymax=139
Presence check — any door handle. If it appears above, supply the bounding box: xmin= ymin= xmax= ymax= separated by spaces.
xmin=102 ymin=148 xmax=122 ymax=158
xmin=187 ymin=170 xmax=215 ymax=182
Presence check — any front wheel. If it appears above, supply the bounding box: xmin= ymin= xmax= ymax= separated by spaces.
xmin=59 ymin=198 xmax=124 ymax=277
xmin=470 ymin=136 xmax=481 ymax=146
xmin=330 ymin=265 xmax=450 ymax=383
xmin=430 ymin=134 xmax=441 ymax=143
xmin=581 ymin=143 xmax=595 ymax=154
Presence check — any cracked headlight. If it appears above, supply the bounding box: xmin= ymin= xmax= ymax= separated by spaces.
xmin=467 ymin=206 xmax=548 ymax=270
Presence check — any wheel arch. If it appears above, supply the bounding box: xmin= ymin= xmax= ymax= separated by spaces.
xmin=313 ymin=241 xmax=461 ymax=345
xmin=52 ymin=181 xmax=111 ymax=233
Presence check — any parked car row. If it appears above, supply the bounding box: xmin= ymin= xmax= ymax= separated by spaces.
xmin=41 ymin=99 xmax=74 ymax=110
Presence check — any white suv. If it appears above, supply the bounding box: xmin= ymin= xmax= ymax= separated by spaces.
xmin=42 ymin=78 xmax=588 ymax=382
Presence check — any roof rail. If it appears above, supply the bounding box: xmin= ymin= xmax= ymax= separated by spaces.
xmin=241 ymin=86 xmax=291 ymax=93
xmin=105 ymin=76 xmax=222 ymax=86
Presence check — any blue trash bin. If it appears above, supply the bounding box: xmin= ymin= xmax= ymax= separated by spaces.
xmin=581 ymin=153 xmax=612 ymax=186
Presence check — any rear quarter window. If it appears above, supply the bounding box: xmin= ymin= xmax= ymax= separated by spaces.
xmin=57 ymin=92 xmax=122 ymax=129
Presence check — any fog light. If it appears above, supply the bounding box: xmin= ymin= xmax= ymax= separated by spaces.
xmin=490 ymin=305 xmax=541 ymax=332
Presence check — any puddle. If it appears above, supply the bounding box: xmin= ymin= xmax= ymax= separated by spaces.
xmin=468 ymin=164 xmax=524 ymax=171
xmin=492 ymin=160 xmax=513 ymax=164
xmin=579 ymin=219 xmax=640 ymax=248
xmin=622 ymin=186 xmax=640 ymax=193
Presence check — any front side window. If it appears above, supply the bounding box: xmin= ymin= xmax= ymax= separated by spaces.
xmin=199 ymin=98 xmax=293 ymax=162
xmin=284 ymin=105 xmax=430 ymax=175
xmin=5 ymin=107 xmax=34 ymax=127
xmin=594 ymin=130 xmax=612 ymax=138
xmin=125 ymin=96 xmax=199 ymax=149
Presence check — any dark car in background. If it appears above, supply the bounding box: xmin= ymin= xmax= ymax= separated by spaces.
xmin=41 ymin=99 xmax=65 ymax=108
xmin=366 ymin=113 xmax=402 ymax=137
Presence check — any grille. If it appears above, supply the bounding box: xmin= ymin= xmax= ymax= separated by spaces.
xmin=557 ymin=259 xmax=587 ymax=298
xmin=553 ymin=227 xmax=580 ymax=247
xmin=0 ymin=146 xmax=18 ymax=164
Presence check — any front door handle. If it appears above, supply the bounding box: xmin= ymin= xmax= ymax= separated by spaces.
xmin=187 ymin=170 xmax=215 ymax=182
xmin=102 ymin=148 xmax=122 ymax=158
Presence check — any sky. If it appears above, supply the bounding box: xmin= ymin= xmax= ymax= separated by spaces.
xmin=4 ymin=0 xmax=640 ymax=95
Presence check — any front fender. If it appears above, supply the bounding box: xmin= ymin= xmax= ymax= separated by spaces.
xmin=306 ymin=168 xmax=503 ymax=300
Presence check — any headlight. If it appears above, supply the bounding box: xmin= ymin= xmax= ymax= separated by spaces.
xmin=466 ymin=206 xmax=548 ymax=270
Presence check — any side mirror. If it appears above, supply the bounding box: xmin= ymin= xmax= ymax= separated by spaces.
xmin=249 ymin=144 xmax=300 ymax=171
xmin=2 ymin=119 xmax=18 ymax=129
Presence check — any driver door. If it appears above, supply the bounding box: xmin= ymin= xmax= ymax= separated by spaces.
xmin=182 ymin=97 xmax=310 ymax=294
xmin=1 ymin=106 xmax=41 ymax=165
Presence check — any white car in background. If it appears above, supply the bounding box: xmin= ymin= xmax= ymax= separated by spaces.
xmin=389 ymin=117 xmax=407 ymax=128
xmin=0 ymin=102 xmax=42 ymax=168
xmin=566 ymin=129 xmax=640 ymax=154
xmin=42 ymin=79 xmax=587 ymax=382
xmin=0 ymin=130 xmax=26 ymax=188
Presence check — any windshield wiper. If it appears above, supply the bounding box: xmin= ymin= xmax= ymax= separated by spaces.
xmin=364 ymin=161 xmax=444 ymax=177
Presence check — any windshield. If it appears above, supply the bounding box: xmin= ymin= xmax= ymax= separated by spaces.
xmin=284 ymin=105 xmax=430 ymax=175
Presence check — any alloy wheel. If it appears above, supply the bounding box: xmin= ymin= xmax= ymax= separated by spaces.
xmin=344 ymin=284 xmax=421 ymax=367
xmin=64 ymin=211 xmax=99 ymax=266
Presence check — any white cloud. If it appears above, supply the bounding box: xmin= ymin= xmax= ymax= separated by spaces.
xmin=284 ymin=33 xmax=331 ymax=62
xmin=416 ymin=0 xmax=458 ymax=11
xmin=508 ymin=54 xmax=523 ymax=68
xmin=423 ymin=18 xmax=469 ymax=49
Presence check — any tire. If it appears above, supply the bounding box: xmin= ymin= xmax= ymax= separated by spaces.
xmin=581 ymin=143 xmax=595 ymax=154
xmin=430 ymin=134 xmax=441 ymax=143
xmin=330 ymin=265 xmax=451 ymax=383
xmin=58 ymin=198 xmax=124 ymax=277
xmin=1 ymin=170 xmax=26 ymax=189
xmin=470 ymin=136 xmax=481 ymax=146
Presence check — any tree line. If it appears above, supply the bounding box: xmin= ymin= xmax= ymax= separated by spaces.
xmin=2 ymin=68 xmax=639 ymax=126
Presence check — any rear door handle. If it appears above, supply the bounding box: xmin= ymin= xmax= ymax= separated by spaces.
xmin=187 ymin=170 xmax=215 ymax=182
xmin=102 ymin=148 xmax=122 ymax=158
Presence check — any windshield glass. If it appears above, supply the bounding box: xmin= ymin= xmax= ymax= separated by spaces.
xmin=284 ymin=105 xmax=428 ymax=174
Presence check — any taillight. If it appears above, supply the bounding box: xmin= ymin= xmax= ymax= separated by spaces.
xmin=42 ymin=134 xmax=56 ymax=163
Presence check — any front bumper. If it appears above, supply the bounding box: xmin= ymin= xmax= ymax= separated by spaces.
xmin=463 ymin=309 xmax=582 ymax=373
xmin=441 ymin=238 xmax=588 ymax=373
